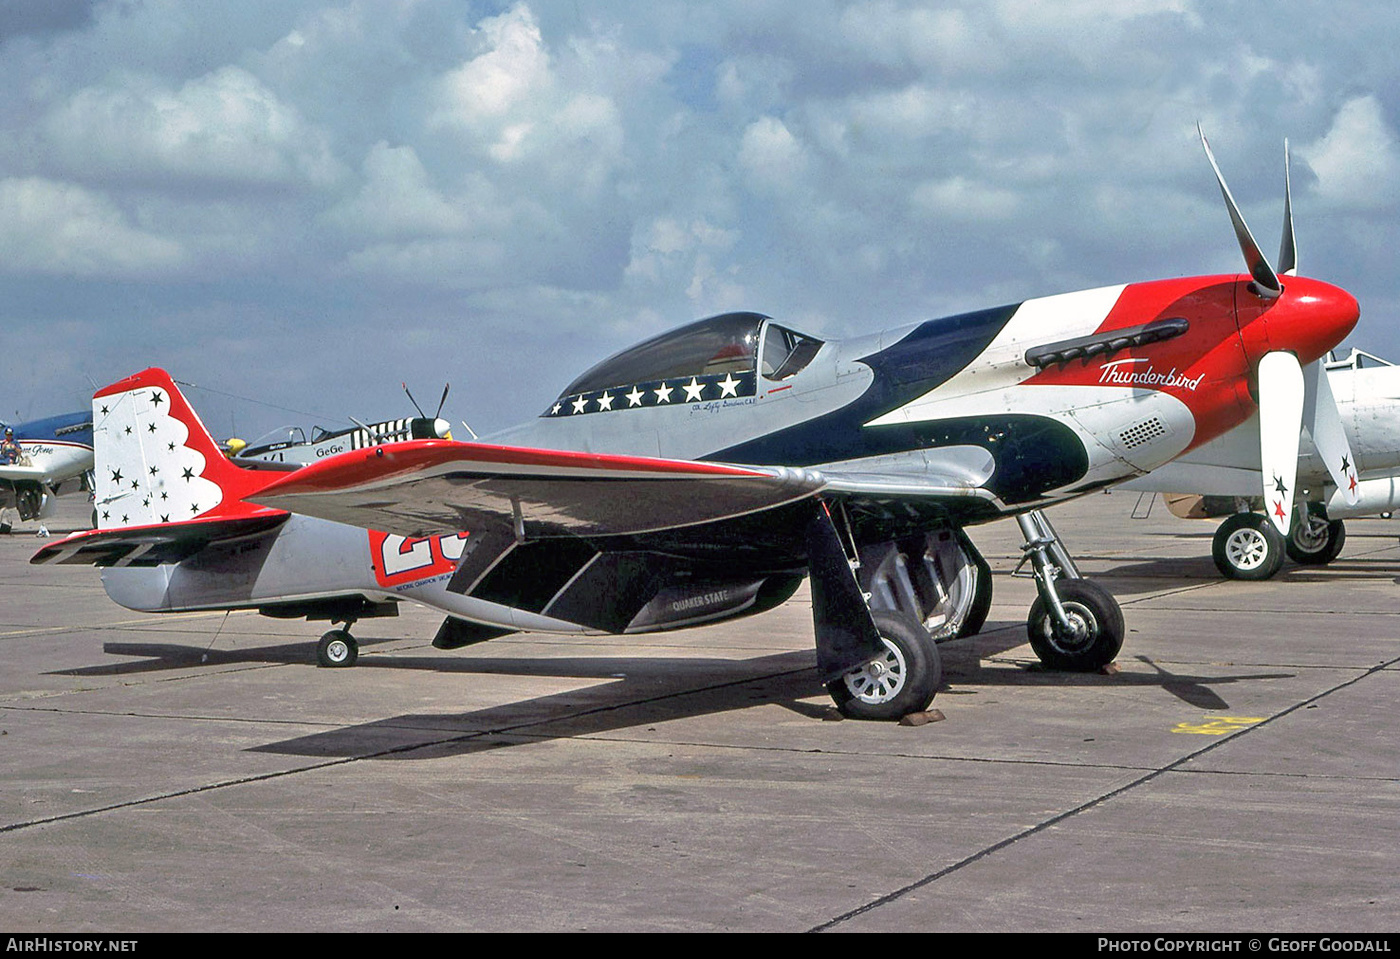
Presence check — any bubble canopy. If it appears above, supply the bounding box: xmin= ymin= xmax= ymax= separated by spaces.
xmin=558 ymin=312 xmax=822 ymax=400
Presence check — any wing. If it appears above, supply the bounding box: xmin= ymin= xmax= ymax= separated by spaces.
xmin=245 ymin=439 xmax=1005 ymax=543
xmin=0 ymin=464 xmax=50 ymax=484
xmin=247 ymin=440 xmax=830 ymax=540
xmin=812 ymin=447 xmax=999 ymax=502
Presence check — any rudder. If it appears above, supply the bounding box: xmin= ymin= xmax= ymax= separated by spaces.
xmin=92 ymin=369 xmax=278 ymax=529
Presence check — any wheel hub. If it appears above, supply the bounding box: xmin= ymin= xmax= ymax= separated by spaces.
xmin=842 ymin=639 xmax=907 ymax=704
xmin=1293 ymin=515 xmax=1329 ymax=552
xmin=1225 ymin=528 xmax=1269 ymax=569
xmin=1044 ymin=602 xmax=1097 ymax=655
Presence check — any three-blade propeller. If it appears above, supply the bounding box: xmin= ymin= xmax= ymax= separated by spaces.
xmin=1199 ymin=127 xmax=1359 ymax=534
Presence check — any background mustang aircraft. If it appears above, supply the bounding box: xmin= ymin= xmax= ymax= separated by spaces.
xmin=32 ymin=134 xmax=1362 ymax=719
xmin=0 ymin=410 xmax=94 ymax=534
xmin=228 ymin=383 xmax=454 ymax=466
xmin=1121 ymin=348 xmax=1400 ymax=579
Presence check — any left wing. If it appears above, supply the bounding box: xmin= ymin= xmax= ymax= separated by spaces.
xmin=248 ymin=440 xmax=829 ymax=540
xmin=247 ymin=440 xmax=999 ymax=542
xmin=0 ymin=464 xmax=49 ymax=484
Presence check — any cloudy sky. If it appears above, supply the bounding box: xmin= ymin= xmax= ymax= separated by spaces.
xmin=2 ymin=0 xmax=1398 ymax=441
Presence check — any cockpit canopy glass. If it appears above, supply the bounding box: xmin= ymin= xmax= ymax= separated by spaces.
xmin=561 ymin=312 xmax=768 ymax=397
xmin=549 ymin=312 xmax=825 ymax=417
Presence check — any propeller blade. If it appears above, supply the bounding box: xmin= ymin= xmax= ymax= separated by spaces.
xmin=348 ymin=415 xmax=386 ymax=445
xmin=435 ymin=383 xmax=450 ymax=419
xmin=1257 ymin=351 xmax=1305 ymax=534
xmin=1198 ymin=124 xmax=1283 ymax=298
xmin=1278 ymin=139 xmax=1297 ymax=276
xmin=402 ymin=382 xmax=426 ymax=419
xmin=1302 ymin=359 xmax=1359 ymax=505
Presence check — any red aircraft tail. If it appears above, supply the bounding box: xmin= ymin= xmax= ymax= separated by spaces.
xmin=91 ymin=368 xmax=283 ymax=529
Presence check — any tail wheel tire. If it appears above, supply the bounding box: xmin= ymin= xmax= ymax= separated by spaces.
xmin=1286 ymin=505 xmax=1346 ymax=565
xmin=1026 ymin=578 xmax=1124 ymax=672
xmin=827 ymin=610 xmax=941 ymax=721
xmin=1213 ymin=513 xmax=1285 ymax=580
xmin=317 ymin=629 xmax=358 ymax=668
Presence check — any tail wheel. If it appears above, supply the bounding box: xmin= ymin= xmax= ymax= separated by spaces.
xmin=1026 ymin=578 xmax=1124 ymax=672
xmin=317 ymin=629 xmax=358 ymax=668
xmin=826 ymin=610 xmax=942 ymax=721
xmin=1286 ymin=505 xmax=1346 ymax=565
xmin=1213 ymin=513 xmax=1285 ymax=580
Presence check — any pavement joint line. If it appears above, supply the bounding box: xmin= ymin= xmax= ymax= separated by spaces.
xmin=807 ymin=650 xmax=1400 ymax=933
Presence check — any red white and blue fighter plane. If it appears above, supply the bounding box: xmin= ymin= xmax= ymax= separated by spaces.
xmin=32 ymin=133 xmax=1362 ymax=719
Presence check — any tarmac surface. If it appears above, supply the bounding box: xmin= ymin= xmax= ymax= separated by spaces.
xmin=1 ymin=493 xmax=1397 ymax=932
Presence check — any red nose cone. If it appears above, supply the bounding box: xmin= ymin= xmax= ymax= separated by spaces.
xmin=1237 ymin=276 xmax=1360 ymax=366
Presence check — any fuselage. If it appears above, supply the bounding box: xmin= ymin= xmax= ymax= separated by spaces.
xmin=491 ymin=274 xmax=1358 ymax=517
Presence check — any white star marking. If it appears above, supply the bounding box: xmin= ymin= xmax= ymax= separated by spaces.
xmin=571 ymin=396 xmax=588 ymax=414
xmin=597 ymin=391 xmax=615 ymax=411
xmin=683 ymin=377 xmax=705 ymax=402
xmin=626 ymin=386 xmax=645 ymax=407
xmin=654 ymin=383 xmax=674 ymax=403
xmin=718 ymin=374 xmax=741 ymax=397
xmin=551 ymin=402 xmax=561 ymax=415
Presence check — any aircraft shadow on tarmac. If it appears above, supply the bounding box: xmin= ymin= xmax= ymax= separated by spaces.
xmin=51 ymin=629 xmax=1292 ymax=760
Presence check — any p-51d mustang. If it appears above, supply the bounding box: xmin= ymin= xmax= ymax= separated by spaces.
xmin=33 ymin=133 xmax=1361 ymax=719
xmin=228 ymin=384 xmax=454 ymax=466
xmin=1 ymin=410 xmax=94 ymax=533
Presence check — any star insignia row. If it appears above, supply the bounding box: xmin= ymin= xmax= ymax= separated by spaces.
xmin=543 ymin=371 xmax=756 ymax=418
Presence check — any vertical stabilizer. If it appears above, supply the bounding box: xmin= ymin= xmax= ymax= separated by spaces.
xmin=92 ymin=369 xmax=278 ymax=529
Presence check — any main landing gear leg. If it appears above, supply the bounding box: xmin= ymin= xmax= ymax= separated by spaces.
xmin=1018 ymin=510 xmax=1124 ymax=671
xmin=806 ymin=504 xmax=944 ymax=721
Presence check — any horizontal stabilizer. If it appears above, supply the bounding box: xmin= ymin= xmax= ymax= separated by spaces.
xmin=31 ymin=514 xmax=288 ymax=567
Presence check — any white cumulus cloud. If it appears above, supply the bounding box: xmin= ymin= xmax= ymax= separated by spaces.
xmin=0 ymin=177 xmax=186 ymax=278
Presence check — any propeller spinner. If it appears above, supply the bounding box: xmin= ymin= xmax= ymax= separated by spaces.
xmin=1199 ymin=128 xmax=1360 ymax=533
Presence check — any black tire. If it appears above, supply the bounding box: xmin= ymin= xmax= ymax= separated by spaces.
xmin=1286 ymin=505 xmax=1346 ymax=565
xmin=1212 ymin=513 xmax=1285 ymax=580
xmin=317 ymin=629 xmax=358 ymax=668
xmin=1026 ymin=578 xmax=1124 ymax=671
xmin=826 ymin=610 xmax=942 ymax=720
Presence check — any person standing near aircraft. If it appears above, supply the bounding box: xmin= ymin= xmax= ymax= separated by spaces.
xmin=1 ymin=427 xmax=20 ymax=465
xmin=0 ymin=428 xmax=18 ymax=533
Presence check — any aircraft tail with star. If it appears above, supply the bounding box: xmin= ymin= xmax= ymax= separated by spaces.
xmin=63 ymin=369 xmax=295 ymax=554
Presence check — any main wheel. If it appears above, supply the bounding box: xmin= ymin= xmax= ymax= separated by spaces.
xmin=317 ymin=629 xmax=358 ymax=668
xmin=1026 ymin=578 xmax=1124 ymax=672
xmin=1212 ymin=513 xmax=1285 ymax=580
xmin=1286 ymin=505 xmax=1346 ymax=565
xmin=827 ymin=610 xmax=942 ymax=720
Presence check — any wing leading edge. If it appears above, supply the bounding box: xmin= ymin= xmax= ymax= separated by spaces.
xmin=245 ymin=439 xmax=998 ymax=542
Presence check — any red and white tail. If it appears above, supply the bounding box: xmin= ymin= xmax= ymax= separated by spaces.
xmin=92 ymin=369 xmax=280 ymax=529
